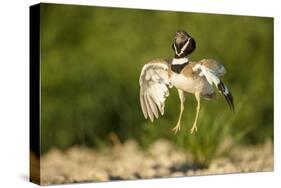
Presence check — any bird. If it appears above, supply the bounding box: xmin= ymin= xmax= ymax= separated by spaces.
xmin=139 ymin=30 xmax=234 ymax=134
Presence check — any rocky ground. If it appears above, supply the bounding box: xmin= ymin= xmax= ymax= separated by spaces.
xmin=39 ymin=139 xmax=273 ymax=185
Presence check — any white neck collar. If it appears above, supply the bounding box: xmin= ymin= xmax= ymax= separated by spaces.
xmin=172 ymin=57 xmax=189 ymax=65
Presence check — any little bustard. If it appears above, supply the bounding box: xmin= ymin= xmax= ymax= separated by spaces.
xmin=139 ymin=30 xmax=234 ymax=134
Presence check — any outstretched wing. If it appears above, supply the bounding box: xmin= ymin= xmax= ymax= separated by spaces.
xmin=192 ymin=59 xmax=234 ymax=111
xmin=139 ymin=59 xmax=172 ymax=122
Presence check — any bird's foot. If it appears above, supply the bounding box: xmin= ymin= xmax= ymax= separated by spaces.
xmin=190 ymin=125 xmax=197 ymax=134
xmin=172 ymin=123 xmax=181 ymax=134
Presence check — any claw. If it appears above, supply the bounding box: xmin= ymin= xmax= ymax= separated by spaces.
xmin=190 ymin=125 xmax=197 ymax=134
xmin=172 ymin=124 xmax=181 ymax=134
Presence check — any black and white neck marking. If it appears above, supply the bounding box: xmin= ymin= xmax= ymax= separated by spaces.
xmin=172 ymin=57 xmax=189 ymax=65
xmin=171 ymin=57 xmax=189 ymax=74
xmin=173 ymin=38 xmax=191 ymax=57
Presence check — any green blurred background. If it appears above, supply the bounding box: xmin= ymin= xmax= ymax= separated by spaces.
xmin=40 ymin=3 xmax=273 ymax=163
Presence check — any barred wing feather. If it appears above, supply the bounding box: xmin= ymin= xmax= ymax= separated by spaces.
xmin=139 ymin=61 xmax=171 ymax=122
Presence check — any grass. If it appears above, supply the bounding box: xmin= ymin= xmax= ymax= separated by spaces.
xmin=174 ymin=105 xmax=233 ymax=167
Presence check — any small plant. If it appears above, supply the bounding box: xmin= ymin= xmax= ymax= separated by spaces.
xmin=176 ymin=105 xmax=236 ymax=168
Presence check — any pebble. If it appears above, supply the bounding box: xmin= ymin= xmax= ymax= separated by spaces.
xmin=40 ymin=139 xmax=273 ymax=185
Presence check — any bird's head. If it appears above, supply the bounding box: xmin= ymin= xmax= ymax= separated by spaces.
xmin=172 ymin=30 xmax=196 ymax=58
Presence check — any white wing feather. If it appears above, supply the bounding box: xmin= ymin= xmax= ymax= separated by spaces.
xmin=192 ymin=63 xmax=225 ymax=86
xmin=139 ymin=62 xmax=171 ymax=122
xmin=200 ymin=66 xmax=221 ymax=86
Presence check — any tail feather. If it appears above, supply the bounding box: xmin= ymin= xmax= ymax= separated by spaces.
xmin=217 ymin=81 xmax=234 ymax=111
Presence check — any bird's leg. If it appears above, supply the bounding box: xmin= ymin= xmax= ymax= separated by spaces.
xmin=190 ymin=92 xmax=201 ymax=134
xmin=172 ymin=89 xmax=185 ymax=134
